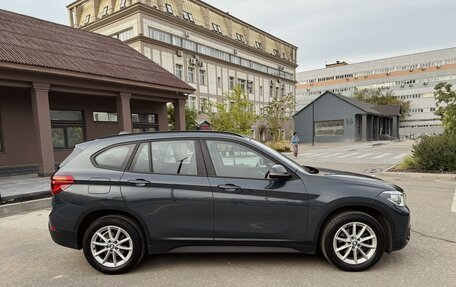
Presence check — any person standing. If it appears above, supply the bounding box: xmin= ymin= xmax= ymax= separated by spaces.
xmin=291 ymin=132 xmax=300 ymax=158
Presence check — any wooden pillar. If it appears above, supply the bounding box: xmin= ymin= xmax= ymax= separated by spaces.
xmin=174 ymin=99 xmax=186 ymax=131
xmin=31 ymin=83 xmax=55 ymax=176
xmin=117 ymin=93 xmax=132 ymax=133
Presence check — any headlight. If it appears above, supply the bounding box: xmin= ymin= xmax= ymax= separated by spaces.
xmin=380 ymin=191 xmax=406 ymax=207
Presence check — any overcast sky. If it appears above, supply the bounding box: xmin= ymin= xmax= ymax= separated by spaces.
xmin=1 ymin=0 xmax=456 ymax=72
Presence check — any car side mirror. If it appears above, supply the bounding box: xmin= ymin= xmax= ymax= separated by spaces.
xmin=268 ymin=164 xmax=291 ymax=179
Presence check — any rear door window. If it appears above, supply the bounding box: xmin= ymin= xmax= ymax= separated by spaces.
xmin=94 ymin=144 xmax=136 ymax=170
xmin=151 ymin=140 xmax=197 ymax=175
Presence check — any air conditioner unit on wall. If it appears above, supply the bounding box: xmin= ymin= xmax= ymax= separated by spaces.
xmin=189 ymin=58 xmax=197 ymax=65
xmin=198 ymin=61 xmax=204 ymax=67
xmin=270 ymin=80 xmax=275 ymax=86
xmin=176 ymin=50 xmax=183 ymax=57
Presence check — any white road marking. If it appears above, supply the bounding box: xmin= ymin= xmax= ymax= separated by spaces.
xmin=307 ymin=153 xmax=329 ymax=158
xmin=301 ymin=153 xmax=315 ymax=156
xmin=393 ymin=153 xmax=410 ymax=159
xmin=321 ymin=153 xmax=343 ymax=158
xmin=373 ymin=153 xmax=391 ymax=159
xmin=354 ymin=153 xmax=374 ymax=159
xmin=336 ymin=153 xmax=359 ymax=158
xmin=451 ymin=188 xmax=456 ymax=213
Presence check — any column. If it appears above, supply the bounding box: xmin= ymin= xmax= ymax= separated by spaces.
xmin=68 ymin=9 xmax=74 ymax=27
xmin=392 ymin=117 xmax=399 ymax=139
xmin=376 ymin=117 xmax=380 ymax=140
xmin=116 ymin=93 xmax=132 ymax=133
xmin=370 ymin=116 xmax=374 ymax=141
xmin=174 ymin=99 xmax=186 ymax=131
xmin=31 ymin=83 xmax=55 ymax=177
xmin=157 ymin=103 xmax=168 ymax=131
xmin=361 ymin=114 xmax=367 ymax=141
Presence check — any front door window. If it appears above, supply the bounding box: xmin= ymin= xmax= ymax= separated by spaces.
xmin=205 ymin=140 xmax=275 ymax=179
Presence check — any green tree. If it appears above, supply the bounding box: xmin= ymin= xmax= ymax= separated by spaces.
xmin=167 ymin=104 xmax=198 ymax=131
xmin=434 ymin=82 xmax=456 ymax=135
xmin=208 ymin=85 xmax=257 ymax=135
xmin=353 ymin=88 xmax=410 ymax=119
xmin=261 ymin=92 xmax=296 ymax=141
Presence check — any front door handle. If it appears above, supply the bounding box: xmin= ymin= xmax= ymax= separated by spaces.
xmin=217 ymin=184 xmax=241 ymax=192
xmin=127 ymin=179 xmax=151 ymax=187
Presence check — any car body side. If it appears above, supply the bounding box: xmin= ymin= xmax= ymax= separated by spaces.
xmin=49 ymin=132 xmax=410 ymax=256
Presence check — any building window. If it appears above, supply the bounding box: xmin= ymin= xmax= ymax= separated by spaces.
xmin=238 ymin=79 xmax=246 ymax=91
xmin=183 ymin=11 xmax=194 ymax=23
xmin=255 ymin=41 xmax=263 ymax=50
xmin=101 ymin=6 xmax=109 ymax=17
xmin=112 ymin=28 xmax=133 ymax=41
xmin=120 ymin=0 xmax=127 ymax=8
xmin=165 ymin=3 xmax=174 ymax=14
xmin=236 ymin=33 xmax=245 ymax=43
xmin=188 ymin=67 xmax=195 ymax=83
xmin=272 ymin=49 xmax=280 ymax=57
xmin=229 ymin=76 xmax=235 ymax=89
xmin=247 ymin=81 xmax=253 ymax=93
xmin=132 ymin=113 xmax=158 ymax=133
xmin=259 ymin=85 xmax=264 ymax=95
xmin=199 ymin=69 xmax=206 ymax=85
xmin=211 ymin=23 xmax=222 ymax=34
xmin=199 ymin=97 xmax=208 ymax=113
xmin=175 ymin=64 xmax=183 ymax=79
xmin=85 ymin=14 xmax=91 ymax=24
xmin=315 ymin=120 xmax=344 ymax=136
xmin=188 ymin=95 xmax=196 ymax=110
xmin=217 ymin=76 xmax=222 ymax=87
xmin=50 ymin=110 xmax=85 ymax=149
xmin=93 ymin=112 xmax=118 ymax=122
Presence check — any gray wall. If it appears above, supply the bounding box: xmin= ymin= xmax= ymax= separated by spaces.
xmin=294 ymin=93 xmax=365 ymax=143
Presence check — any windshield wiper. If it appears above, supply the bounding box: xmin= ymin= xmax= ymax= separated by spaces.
xmin=176 ymin=156 xmax=189 ymax=174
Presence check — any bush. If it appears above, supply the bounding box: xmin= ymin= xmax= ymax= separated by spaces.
xmin=411 ymin=134 xmax=456 ymax=171
xmin=396 ymin=155 xmax=418 ymax=170
xmin=266 ymin=140 xmax=292 ymax=152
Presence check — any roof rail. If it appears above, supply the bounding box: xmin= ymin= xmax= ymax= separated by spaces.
xmin=98 ymin=130 xmax=245 ymax=140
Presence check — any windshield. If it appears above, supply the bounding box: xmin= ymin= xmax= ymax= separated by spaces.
xmin=249 ymin=139 xmax=305 ymax=173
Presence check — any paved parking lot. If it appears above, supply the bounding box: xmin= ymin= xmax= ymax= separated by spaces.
xmin=1 ymin=140 xmax=455 ymax=286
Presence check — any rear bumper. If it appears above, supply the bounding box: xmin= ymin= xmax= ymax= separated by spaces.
xmin=49 ymin=222 xmax=80 ymax=249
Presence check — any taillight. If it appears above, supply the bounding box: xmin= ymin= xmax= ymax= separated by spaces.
xmin=51 ymin=175 xmax=75 ymax=196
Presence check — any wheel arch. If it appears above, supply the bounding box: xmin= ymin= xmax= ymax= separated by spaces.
xmin=315 ymin=205 xmax=393 ymax=253
xmin=76 ymin=208 xmax=150 ymax=250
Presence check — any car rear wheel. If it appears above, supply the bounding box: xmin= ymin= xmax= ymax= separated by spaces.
xmin=320 ymin=211 xmax=385 ymax=271
xmin=82 ymin=215 xmax=144 ymax=274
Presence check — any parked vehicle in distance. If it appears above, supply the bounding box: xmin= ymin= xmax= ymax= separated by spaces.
xmin=49 ymin=131 xmax=410 ymax=274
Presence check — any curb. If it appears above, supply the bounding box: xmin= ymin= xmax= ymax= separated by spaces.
xmin=0 ymin=190 xmax=50 ymax=205
xmin=377 ymin=171 xmax=456 ymax=181
xmin=0 ymin=197 xmax=51 ymax=218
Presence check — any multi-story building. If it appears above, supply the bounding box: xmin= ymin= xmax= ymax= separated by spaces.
xmin=66 ymin=0 xmax=298 ymax=140
xmin=296 ymin=48 xmax=456 ymax=137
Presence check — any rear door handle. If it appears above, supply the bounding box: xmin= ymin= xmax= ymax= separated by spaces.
xmin=217 ymin=184 xmax=241 ymax=192
xmin=127 ymin=179 xmax=150 ymax=187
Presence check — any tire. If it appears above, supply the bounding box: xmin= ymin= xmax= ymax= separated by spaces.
xmin=320 ymin=211 xmax=386 ymax=271
xmin=82 ymin=215 xmax=144 ymax=274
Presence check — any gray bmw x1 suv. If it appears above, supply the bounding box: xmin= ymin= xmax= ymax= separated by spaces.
xmin=49 ymin=131 xmax=410 ymax=274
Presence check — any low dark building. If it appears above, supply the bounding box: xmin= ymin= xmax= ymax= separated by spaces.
xmin=294 ymin=91 xmax=400 ymax=143
xmin=0 ymin=9 xmax=194 ymax=176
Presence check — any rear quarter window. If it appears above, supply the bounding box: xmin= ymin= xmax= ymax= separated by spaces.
xmin=93 ymin=144 xmax=136 ymax=170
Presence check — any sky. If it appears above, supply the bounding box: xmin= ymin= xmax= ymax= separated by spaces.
xmin=1 ymin=0 xmax=456 ymax=72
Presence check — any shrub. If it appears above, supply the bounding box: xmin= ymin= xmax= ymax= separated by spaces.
xmin=266 ymin=140 xmax=292 ymax=152
xmin=396 ymin=155 xmax=418 ymax=170
xmin=411 ymin=134 xmax=456 ymax=171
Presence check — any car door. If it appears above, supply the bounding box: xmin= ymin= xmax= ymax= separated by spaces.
xmin=203 ymin=139 xmax=308 ymax=241
xmin=120 ymin=139 xmax=213 ymax=243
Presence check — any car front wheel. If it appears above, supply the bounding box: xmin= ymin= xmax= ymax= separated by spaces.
xmin=320 ymin=211 xmax=386 ymax=271
xmin=82 ymin=215 xmax=144 ymax=274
